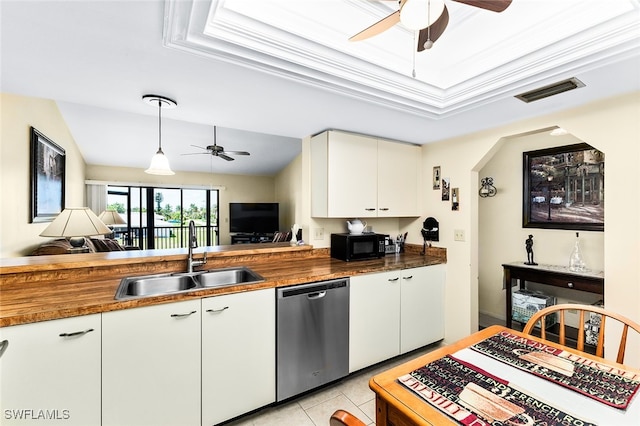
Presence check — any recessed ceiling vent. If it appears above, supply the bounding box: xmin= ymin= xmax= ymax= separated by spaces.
xmin=515 ymin=77 xmax=585 ymax=103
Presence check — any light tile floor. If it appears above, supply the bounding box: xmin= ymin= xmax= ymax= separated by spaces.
xmin=224 ymin=342 xmax=442 ymax=426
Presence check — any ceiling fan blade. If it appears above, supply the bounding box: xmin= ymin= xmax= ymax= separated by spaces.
xmin=218 ymin=153 xmax=235 ymax=161
xmin=180 ymin=152 xmax=209 ymax=156
xmin=223 ymin=151 xmax=250 ymax=156
xmin=417 ymin=6 xmax=449 ymax=52
xmin=451 ymin=0 xmax=512 ymax=13
xmin=190 ymin=144 xmax=207 ymax=150
xmin=349 ymin=10 xmax=401 ymax=42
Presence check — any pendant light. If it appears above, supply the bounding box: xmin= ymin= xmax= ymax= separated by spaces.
xmin=143 ymin=94 xmax=176 ymax=175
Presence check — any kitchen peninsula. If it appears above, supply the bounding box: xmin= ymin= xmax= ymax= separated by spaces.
xmin=1 ymin=243 xmax=446 ymax=426
xmin=0 ymin=243 xmax=445 ymax=326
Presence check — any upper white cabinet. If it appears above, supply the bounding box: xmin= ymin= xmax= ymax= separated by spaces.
xmin=102 ymin=300 xmax=201 ymax=426
xmin=202 ymin=289 xmax=275 ymax=425
xmin=311 ymin=130 xmax=420 ymax=218
xmin=377 ymin=138 xmax=420 ymax=217
xmin=0 ymin=314 xmax=101 ymax=426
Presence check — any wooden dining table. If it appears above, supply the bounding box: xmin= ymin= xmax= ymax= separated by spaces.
xmin=369 ymin=325 xmax=640 ymax=426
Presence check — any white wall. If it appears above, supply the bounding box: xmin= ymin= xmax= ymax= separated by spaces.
xmin=0 ymin=94 xmax=87 ymax=258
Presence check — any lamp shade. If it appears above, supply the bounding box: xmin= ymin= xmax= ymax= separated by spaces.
xmin=145 ymin=148 xmax=175 ymax=175
xmin=40 ymin=207 xmax=112 ymax=238
xmin=98 ymin=209 xmax=127 ymax=226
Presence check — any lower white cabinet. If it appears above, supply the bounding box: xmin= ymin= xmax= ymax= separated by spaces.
xmin=102 ymin=300 xmax=201 ymax=426
xmin=349 ymin=265 xmax=445 ymax=373
xmin=400 ymin=265 xmax=445 ymax=353
xmin=202 ymin=288 xmax=275 ymax=425
xmin=349 ymin=270 xmax=401 ymax=372
xmin=0 ymin=314 xmax=101 ymax=426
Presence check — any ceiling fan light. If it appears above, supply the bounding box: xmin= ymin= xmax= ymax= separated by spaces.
xmin=400 ymin=0 xmax=445 ymax=30
xmin=145 ymin=148 xmax=175 ymax=175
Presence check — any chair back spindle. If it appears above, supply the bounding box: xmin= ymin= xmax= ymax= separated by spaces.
xmin=523 ymin=303 xmax=640 ymax=364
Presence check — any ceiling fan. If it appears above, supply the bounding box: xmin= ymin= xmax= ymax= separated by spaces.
xmin=350 ymin=0 xmax=512 ymax=52
xmin=184 ymin=126 xmax=250 ymax=161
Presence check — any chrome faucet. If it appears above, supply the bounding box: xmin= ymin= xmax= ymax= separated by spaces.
xmin=187 ymin=220 xmax=207 ymax=273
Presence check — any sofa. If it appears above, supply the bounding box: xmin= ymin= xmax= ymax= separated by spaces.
xmin=30 ymin=238 xmax=129 ymax=256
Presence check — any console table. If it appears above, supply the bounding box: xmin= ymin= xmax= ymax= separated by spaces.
xmin=502 ymin=262 xmax=604 ymax=329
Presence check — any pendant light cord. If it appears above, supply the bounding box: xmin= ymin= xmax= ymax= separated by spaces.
xmin=157 ymin=99 xmax=163 ymax=153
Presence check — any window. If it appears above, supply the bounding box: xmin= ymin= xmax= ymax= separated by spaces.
xmin=106 ymin=185 xmax=219 ymax=250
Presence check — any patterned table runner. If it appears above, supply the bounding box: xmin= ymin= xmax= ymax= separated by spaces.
xmin=470 ymin=330 xmax=640 ymax=409
xmin=399 ymin=355 xmax=596 ymax=426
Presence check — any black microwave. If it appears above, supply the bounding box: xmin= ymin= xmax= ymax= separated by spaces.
xmin=330 ymin=233 xmax=384 ymax=261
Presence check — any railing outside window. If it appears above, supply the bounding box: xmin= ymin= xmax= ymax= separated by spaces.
xmin=114 ymin=225 xmax=217 ymax=250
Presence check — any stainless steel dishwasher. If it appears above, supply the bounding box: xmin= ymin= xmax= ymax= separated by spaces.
xmin=276 ymin=278 xmax=349 ymax=401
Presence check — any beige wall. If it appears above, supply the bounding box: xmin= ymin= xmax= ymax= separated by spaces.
xmin=0 ymin=93 xmax=86 ymax=258
xmin=274 ymin=153 xmax=302 ymax=236
xmin=421 ymin=92 xmax=639 ymax=366
xmin=86 ymin=165 xmax=276 ymax=246
xmin=479 ymin=131 xmax=605 ymax=321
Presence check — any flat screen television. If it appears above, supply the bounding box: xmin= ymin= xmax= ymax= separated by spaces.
xmin=229 ymin=202 xmax=279 ymax=234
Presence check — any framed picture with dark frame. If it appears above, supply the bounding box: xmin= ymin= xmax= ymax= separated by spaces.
xmin=31 ymin=127 xmax=65 ymax=223
xmin=523 ymin=143 xmax=604 ymax=231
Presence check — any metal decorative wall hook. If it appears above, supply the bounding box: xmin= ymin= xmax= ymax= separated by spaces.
xmin=479 ymin=177 xmax=497 ymax=197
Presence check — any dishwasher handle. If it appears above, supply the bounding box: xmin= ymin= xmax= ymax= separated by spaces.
xmin=307 ymin=291 xmax=326 ymax=300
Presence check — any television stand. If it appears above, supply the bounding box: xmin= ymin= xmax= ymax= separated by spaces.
xmin=231 ymin=234 xmax=274 ymax=244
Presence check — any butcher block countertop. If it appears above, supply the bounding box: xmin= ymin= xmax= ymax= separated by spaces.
xmin=0 ymin=243 xmax=446 ymax=327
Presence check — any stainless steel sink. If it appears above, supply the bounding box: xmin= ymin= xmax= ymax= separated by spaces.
xmin=115 ymin=267 xmax=264 ymax=300
xmin=198 ymin=267 xmax=264 ymax=288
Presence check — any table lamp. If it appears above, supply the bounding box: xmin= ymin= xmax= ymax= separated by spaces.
xmin=98 ymin=209 xmax=127 ymax=240
xmin=40 ymin=207 xmax=112 ymax=253
xmin=98 ymin=210 xmax=126 ymax=226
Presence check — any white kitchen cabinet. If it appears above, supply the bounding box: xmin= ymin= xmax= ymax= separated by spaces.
xmin=400 ymin=264 xmax=445 ymax=353
xmin=377 ymin=138 xmax=420 ymax=217
xmin=311 ymin=130 xmax=420 ymax=218
xmin=102 ymin=300 xmax=201 ymax=426
xmin=201 ymin=289 xmax=275 ymax=425
xmin=349 ymin=270 xmax=401 ymax=372
xmin=0 ymin=314 xmax=101 ymax=426
xmin=349 ymin=265 xmax=445 ymax=373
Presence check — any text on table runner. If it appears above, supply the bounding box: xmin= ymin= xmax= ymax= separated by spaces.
xmin=398 ymin=355 xmax=596 ymax=426
xmin=470 ymin=330 xmax=640 ymax=409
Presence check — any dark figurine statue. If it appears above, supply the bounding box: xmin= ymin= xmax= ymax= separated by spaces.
xmin=525 ymin=234 xmax=538 ymax=265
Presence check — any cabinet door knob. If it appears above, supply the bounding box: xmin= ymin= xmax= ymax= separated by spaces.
xmin=0 ymin=339 xmax=8 ymax=358
xmin=379 ymin=208 xmax=389 ymax=211
xmin=388 ymin=277 xmax=399 ymax=282
xmin=206 ymin=307 xmax=229 ymax=314
xmin=402 ymin=275 xmax=413 ymax=280
xmin=170 ymin=311 xmax=197 ymax=318
xmin=567 ymin=282 xmax=574 ymax=288
xmin=59 ymin=328 xmax=95 ymax=338
xmin=365 ymin=208 xmax=376 ymax=211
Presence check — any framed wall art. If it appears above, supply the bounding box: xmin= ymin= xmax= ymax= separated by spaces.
xmin=523 ymin=143 xmax=604 ymax=231
xmin=432 ymin=166 xmax=441 ymax=190
xmin=441 ymin=177 xmax=450 ymax=201
xmin=31 ymin=127 xmax=65 ymax=223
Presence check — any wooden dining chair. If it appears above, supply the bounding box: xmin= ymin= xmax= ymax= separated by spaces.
xmin=523 ymin=303 xmax=640 ymax=364
xmin=330 ymin=409 xmax=367 ymax=426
